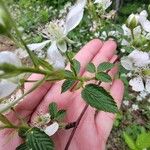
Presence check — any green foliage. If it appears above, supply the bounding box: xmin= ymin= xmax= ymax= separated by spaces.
xmin=123 ymin=132 xmax=138 ymax=150
xmin=81 ymin=84 xmax=118 ymax=113
xmin=16 ymin=143 xmax=28 ymax=150
xmin=71 ymin=59 xmax=81 ymax=75
xmin=123 ymin=126 xmax=150 ymax=150
xmin=49 ymin=102 xmax=66 ymax=121
xmin=97 ymin=62 xmax=114 ymax=72
xmin=26 ymin=127 xmax=54 ymax=150
xmin=17 ymin=127 xmax=54 ymax=150
xmin=61 ymin=79 xmax=76 ymax=93
xmin=95 ymin=72 xmax=112 ymax=82
xmin=136 ymin=132 xmax=150 ymax=149
xmin=86 ymin=63 xmax=96 ymax=73
xmin=49 ymin=102 xmax=58 ymax=120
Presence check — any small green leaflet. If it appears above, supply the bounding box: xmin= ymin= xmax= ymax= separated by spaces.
xmin=81 ymin=84 xmax=118 ymax=113
xmin=95 ymin=72 xmax=112 ymax=82
xmin=16 ymin=143 xmax=28 ymax=150
xmin=49 ymin=102 xmax=58 ymax=120
xmin=26 ymin=128 xmax=54 ymax=150
xmin=49 ymin=102 xmax=67 ymax=121
xmin=61 ymin=79 xmax=76 ymax=93
xmin=136 ymin=132 xmax=150 ymax=149
xmin=86 ymin=63 xmax=96 ymax=73
xmin=97 ymin=62 xmax=114 ymax=72
xmin=64 ymin=70 xmax=74 ymax=78
xmin=55 ymin=110 xmax=66 ymax=121
xmin=71 ymin=59 xmax=80 ymax=74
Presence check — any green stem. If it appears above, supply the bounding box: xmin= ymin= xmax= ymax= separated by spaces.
xmin=65 ymin=52 xmax=77 ymax=77
xmin=131 ymin=29 xmax=135 ymax=40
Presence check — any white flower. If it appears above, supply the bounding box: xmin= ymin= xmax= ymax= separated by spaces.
xmin=47 ymin=41 xmax=65 ymax=69
xmin=35 ymin=113 xmax=51 ymax=127
xmin=121 ymin=50 xmax=150 ymax=92
xmin=138 ymin=10 xmax=150 ymax=33
xmin=44 ymin=122 xmax=59 ymax=136
xmin=121 ymin=50 xmax=150 ymax=70
xmin=0 ymin=51 xmax=22 ymax=99
xmin=28 ymin=0 xmax=86 ymax=69
xmin=132 ymin=104 xmax=139 ymax=111
xmin=123 ymin=100 xmax=129 ymax=106
xmin=94 ymin=0 xmax=112 ymax=10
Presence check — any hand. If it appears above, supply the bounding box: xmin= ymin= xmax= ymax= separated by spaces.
xmin=0 ymin=39 xmax=124 ymax=150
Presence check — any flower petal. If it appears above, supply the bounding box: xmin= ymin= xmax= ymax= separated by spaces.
xmin=129 ymin=76 xmax=144 ymax=92
xmin=0 ymin=51 xmax=21 ymax=66
xmin=0 ymin=80 xmax=17 ymax=99
xmin=94 ymin=0 xmax=112 ymax=10
xmin=47 ymin=42 xmax=65 ymax=69
xmin=65 ymin=0 xmax=86 ymax=34
xmin=28 ymin=40 xmax=51 ymax=51
xmin=145 ymin=78 xmax=150 ymax=93
xmin=122 ymin=24 xmax=131 ymax=37
xmin=140 ymin=19 xmax=150 ymax=33
xmin=44 ymin=122 xmax=59 ymax=136
xmin=128 ymin=50 xmax=150 ymax=67
xmin=121 ymin=57 xmax=134 ymax=70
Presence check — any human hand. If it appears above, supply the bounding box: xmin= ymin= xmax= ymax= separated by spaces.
xmin=0 ymin=39 xmax=124 ymax=150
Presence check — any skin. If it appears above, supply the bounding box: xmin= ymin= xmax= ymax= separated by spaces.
xmin=0 ymin=39 xmax=124 ymax=150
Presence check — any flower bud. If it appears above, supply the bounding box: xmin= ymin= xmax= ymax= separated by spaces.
xmin=132 ymin=35 xmax=147 ymax=48
xmin=126 ymin=14 xmax=138 ymax=30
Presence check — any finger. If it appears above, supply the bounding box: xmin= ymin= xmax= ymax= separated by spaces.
xmin=30 ymin=39 xmax=103 ymax=122
xmin=95 ymin=79 xmax=124 ymax=146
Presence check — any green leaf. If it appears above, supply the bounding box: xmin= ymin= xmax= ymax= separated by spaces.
xmin=81 ymin=84 xmax=118 ymax=113
xmin=49 ymin=102 xmax=58 ymax=120
xmin=18 ymin=127 xmax=29 ymax=139
xmin=86 ymin=63 xmax=96 ymax=73
xmin=96 ymin=72 xmax=112 ymax=82
xmin=97 ymin=62 xmax=114 ymax=72
xmin=16 ymin=143 xmax=28 ymax=150
xmin=61 ymin=79 xmax=76 ymax=93
xmin=123 ymin=132 xmax=138 ymax=150
xmin=0 ymin=113 xmax=13 ymax=127
xmin=136 ymin=132 xmax=150 ymax=149
xmin=64 ymin=70 xmax=74 ymax=78
xmin=72 ymin=59 xmax=80 ymax=74
xmin=26 ymin=127 xmax=54 ymax=150
xmin=55 ymin=110 xmax=66 ymax=121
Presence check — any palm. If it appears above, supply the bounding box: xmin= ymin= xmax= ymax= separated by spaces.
xmin=0 ymin=39 xmax=124 ymax=150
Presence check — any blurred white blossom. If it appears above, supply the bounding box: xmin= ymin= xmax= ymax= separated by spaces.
xmin=29 ymin=0 xmax=87 ymax=69
xmin=94 ymin=0 xmax=112 ymax=10
xmin=121 ymin=50 xmax=150 ymax=92
xmin=44 ymin=122 xmax=59 ymax=136
xmin=0 ymin=51 xmax=22 ymax=99
xmin=131 ymin=104 xmax=139 ymax=111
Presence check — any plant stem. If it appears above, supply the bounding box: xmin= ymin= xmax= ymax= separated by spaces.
xmin=64 ymin=104 xmax=89 ymax=150
xmin=65 ymin=52 xmax=77 ymax=77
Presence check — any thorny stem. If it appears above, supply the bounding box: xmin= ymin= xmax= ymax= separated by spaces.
xmin=64 ymin=104 xmax=89 ymax=150
xmin=65 ymin=52 xmax=78 ymax=77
